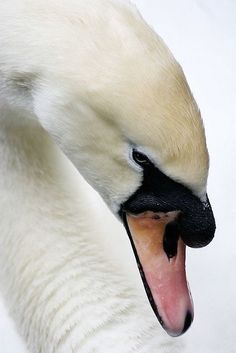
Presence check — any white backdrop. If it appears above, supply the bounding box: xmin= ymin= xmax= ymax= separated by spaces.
xmin=0 ymin=1 xmax=235 ymax=352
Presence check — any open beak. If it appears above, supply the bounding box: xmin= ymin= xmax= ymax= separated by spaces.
xmin=124 ymin=211 xmax=193 ymax=336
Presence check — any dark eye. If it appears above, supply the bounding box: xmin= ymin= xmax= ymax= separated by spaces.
xmin=132 ymin=150 xmax=151 ymax=166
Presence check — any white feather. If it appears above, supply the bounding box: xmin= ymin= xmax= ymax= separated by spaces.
xmin=0 ymin=0 xmax=209 ymax=352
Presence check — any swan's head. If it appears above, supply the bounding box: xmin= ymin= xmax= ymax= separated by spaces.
xmin=34 ymin=5 xmax=216 ymax=337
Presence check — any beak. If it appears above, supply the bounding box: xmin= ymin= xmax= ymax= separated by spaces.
xmin=119 ymin=165 xmax=216 ymax=336
xmin=123 ymin=210 xmax=193 ymax=336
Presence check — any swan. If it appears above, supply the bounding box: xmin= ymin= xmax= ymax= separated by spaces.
xmin=0 ymin=0 xmax=216 ymax=352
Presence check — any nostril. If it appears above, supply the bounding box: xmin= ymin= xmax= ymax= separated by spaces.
xmin=163 ymin=221 xmax=180 ymax=259
xmin=182 ymin=311 xmax=193 ymax=334
xmin=177 ymin=211 xmax=184 ymax=221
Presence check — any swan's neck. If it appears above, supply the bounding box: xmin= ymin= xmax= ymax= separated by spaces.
xmin=0 ymin=107 xmax=57 ymax=187
xmin=0 ymin=105 xmax=177 ymax=352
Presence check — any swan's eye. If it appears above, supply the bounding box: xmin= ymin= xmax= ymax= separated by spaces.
xmin=132 ymin=150 xmax=151 ymax=166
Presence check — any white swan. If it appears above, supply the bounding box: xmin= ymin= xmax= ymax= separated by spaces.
xmin=0 ymin=0 xmax=215 ymax=352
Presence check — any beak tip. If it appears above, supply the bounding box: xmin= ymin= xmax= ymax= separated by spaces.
xmin=164 ymin=310 xmax=193 ymax=337
xmin=182 ymin=310 xmax=194 ymax=334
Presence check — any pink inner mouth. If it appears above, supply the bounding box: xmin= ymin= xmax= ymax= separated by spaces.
xmin=127 ymin=211 xmax=194 ymax=336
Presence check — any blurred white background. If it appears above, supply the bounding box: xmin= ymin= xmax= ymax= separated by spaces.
xmin=0 ymin=1 xmax=235 ymax=352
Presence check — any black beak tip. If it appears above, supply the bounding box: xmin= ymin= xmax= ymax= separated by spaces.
xmin=182 ymin=311 xmax=193 ymax=335
xmin=164 ymin=311 xmax=194 ymax=337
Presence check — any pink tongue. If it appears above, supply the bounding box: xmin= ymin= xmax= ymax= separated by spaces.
xmin=127 ymin=212 xmax=194 ymax=336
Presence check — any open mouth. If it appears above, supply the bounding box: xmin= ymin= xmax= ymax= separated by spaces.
xmin=123 ymin=211 xmax=194 ymax=337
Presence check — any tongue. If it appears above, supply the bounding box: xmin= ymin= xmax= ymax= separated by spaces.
xmin=127 ymin=212 xmax=194 ymax=336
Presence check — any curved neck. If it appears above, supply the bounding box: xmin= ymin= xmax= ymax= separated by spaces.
xmin=0 ymin=104 xmax=171 ymax=352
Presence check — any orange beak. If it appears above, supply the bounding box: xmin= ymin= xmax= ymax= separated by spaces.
xmin=126 ymin=211 xmax=194 ymax=336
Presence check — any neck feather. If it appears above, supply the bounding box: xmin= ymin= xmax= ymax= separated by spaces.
xmin=0 ymin=105 xmax=173 ymax=352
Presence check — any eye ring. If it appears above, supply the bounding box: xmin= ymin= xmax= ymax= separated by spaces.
xmin=132 ymin=150 xmax=151 ymax=166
